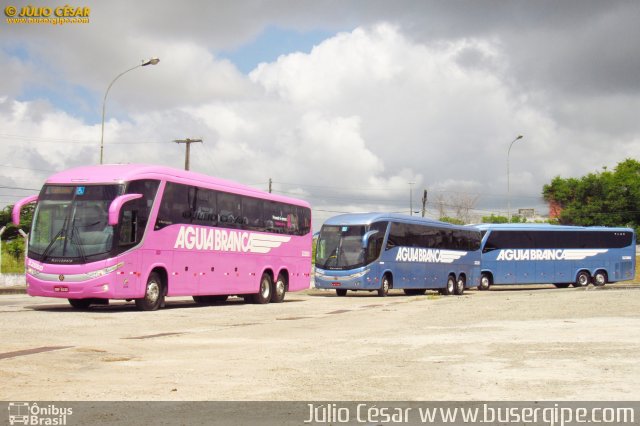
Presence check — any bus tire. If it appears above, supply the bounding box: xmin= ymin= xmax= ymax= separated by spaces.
xmin=478 ymin=273 xmax=492 ymax=291
xmin=336 ymin=289 xmax=347 ymax=297
xmin=271 ymin=274 xmax=287 ymax=303
xmin=135 ymin=272 xmax=165 ymax=311
xmin=378 ymin=275 xmax=390 ymax=297
xmin=442 ymin=275 xmax=455 ymax=295
xmin=574 ymin=271 xmax=591 ymax=287
xmin=454 ymin=275 xmax=465 ymax=295
xmin=593 ymin=270 xmax=607 ymax=286
xmin=68 ymin=299 xmax=92 ymax=310
xmin=250 ymin=273 xmax=273 ymax=304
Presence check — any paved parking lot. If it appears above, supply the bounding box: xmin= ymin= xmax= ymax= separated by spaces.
xmin=1 ymin=284 xmax=639 ymax=401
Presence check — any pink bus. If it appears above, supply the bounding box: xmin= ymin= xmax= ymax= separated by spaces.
xmin=12 ymin=164 xmax=312 ymax=310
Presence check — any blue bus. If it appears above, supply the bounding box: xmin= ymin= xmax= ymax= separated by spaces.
xmin=314 ymin=213 xmax=482 ymax=296
xmin=476 ymin=224 xmax=636 ymax=289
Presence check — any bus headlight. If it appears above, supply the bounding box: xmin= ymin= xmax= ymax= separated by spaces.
xmin=345 ymin=269 xmax=369 ymax=280
xmin=86 ymin=262 xmax=124 ymax=279
xmin=27 ymin=267 xmax=41 ymax=277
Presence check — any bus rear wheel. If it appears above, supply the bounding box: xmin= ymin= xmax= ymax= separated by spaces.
xmin=271 ymin=274 xmax=287 ymax=303
xmin=441 ymin=275 xmax=455 ymax=295
xmin=250 ymin=273 xmax=272 ymax=304
xmin=454 ymin=275 xmax=465 ymax=295
xmin=593 ymin=271 xmax=607 ymax=286
xmin=574 ymin=271 xmax=591 ymax=287
xmin=135 ymin=272 xmax=165 ymax=311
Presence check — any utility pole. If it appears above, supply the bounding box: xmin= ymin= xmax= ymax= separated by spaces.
xmin=173 ymin=138 xmax=203 ymax=171
xmin=421 ymin=190 xmax=428 ymax=217
xmin=268 ymin=178 xmax=272 ymax=193
xmin=409 ymin=182 xmax=415 ymax=216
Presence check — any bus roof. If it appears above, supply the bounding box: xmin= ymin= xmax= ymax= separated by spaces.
xmin=474 ymin=223 xmax=634 ymax=233
xmin=322 ymin=212 xmax=477 ymax=231
xmin=44 ymin=164 xmax=310 ymax=208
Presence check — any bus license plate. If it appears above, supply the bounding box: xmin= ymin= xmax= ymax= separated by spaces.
xmin=331 ymin=282 xmax=341 ymax=287
xmin=54 ymin=286 xmax=69 ymax=293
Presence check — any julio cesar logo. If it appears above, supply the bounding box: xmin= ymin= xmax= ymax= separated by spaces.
xmin=5 ymin=5 xmax=90 ymax=25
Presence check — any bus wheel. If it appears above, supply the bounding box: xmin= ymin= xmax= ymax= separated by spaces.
xmin=574 ymin=271 xmax=591 ymax=287
xmin=68 ymin=299 xmax=92 ymax=309
xmin=478 ymin=273 xmax=492 ymax=291
xmin=593 ymin=271 xmax=607 ymax=287
xmin=336 ymin=289 xmax=347 ymax=297
xmin=135 ymin=272 xmax=165 ymax=311
xmin=250 ymin=273 xmax=273 ymax=304
xmin=377 ymin=276 xmax=390 ymax=297
xmin=442 ymin=275 xmax=455 ymax=295
xmin=454 ymin=275 xmax=465 ymax=295
xmin=271 ymin=274 xmax=287 ymax=303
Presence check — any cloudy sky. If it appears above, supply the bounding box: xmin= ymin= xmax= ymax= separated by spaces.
xmin=1 ymin=0 xmax=639 ymax=229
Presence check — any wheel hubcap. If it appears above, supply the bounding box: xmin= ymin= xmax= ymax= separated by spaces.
xmin=261 ymin=279 xmax=270 ymax=298
xmin=276 ymin=280 xmax=285 ymax=298
xmin=146 ymin=281 xmax=159 ymax=303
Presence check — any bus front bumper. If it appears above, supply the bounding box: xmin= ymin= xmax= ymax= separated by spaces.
xmin=314 ymin=268 xmax=378 ymax=290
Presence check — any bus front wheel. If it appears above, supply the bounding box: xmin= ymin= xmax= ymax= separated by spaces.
xmin=68 ymin=299 xmax=92 ymax=310
xmin=378 ymin=276 xmax=390 ymax=297
xmin=478 ymin=273 xmax=492 ymax=291
xmin=135 ymin=272 xmax=165 ymax=311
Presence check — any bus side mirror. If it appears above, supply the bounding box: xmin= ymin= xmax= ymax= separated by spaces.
xmin=12 ymin=195 xmax=39 ymax=226
xmin=108 ymin=194 xmax=143 ymax=226
xmin=362 ymin=230 xmax=379 ymax=248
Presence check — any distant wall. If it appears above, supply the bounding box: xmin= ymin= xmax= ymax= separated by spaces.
xmin=0 ymin=273 xmax=24 ymax=286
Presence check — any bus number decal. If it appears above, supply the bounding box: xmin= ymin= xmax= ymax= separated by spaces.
xmin=174 ymin=225 xmax=291 ymax=254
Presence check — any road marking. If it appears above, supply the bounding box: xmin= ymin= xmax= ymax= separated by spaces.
xmin=0 ymin=346 xmax=73 ymax=360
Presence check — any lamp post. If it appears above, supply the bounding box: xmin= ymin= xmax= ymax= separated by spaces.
xmin=100 ymin=57 xmax=160 ymax=164
xmin=409 ymin=182 xmax=415 ymax=216
xmin=507 ymin=135 xmax=524 ymax=221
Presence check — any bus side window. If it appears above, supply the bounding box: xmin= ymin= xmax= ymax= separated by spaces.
xmin=119 ymin=210 xmax=138 ymax=246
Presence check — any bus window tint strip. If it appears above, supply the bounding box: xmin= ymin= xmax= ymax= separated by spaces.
xmin=484 ymin=230 xmax=633 ymax=251
xmin=154 ymin=182 xmax=311 ymax=236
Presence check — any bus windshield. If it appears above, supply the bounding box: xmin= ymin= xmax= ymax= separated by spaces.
xmin=29 ymin=185 xmax=122 ymax=263
xmin=316 ymin=222 xmax=387 ymax=270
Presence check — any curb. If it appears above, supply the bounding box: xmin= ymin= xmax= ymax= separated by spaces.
xmin=0 ymin=286 xmax=26 ymax=295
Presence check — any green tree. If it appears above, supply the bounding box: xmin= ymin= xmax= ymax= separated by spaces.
xmin=6 ymin=238 xmax=25 ymax=261
xmin=0 ymin=203 xmax=34 ymax=241
xmin=481 ymin=214 xmax=527 ymax=224
xmin=543 ymin=158 xmax=640 ymax=233
xmin=439 ymin=216 xmax=465 ymax=225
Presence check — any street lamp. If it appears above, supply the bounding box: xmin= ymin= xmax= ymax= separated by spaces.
xmin=99 ymin=57 xmax=160 ymax=164
xmin=507 ymin=134 xmax=524 ymax=221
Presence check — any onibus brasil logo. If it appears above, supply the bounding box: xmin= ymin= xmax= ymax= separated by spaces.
xmin=7 ymin=402 xmax=72 ymax=425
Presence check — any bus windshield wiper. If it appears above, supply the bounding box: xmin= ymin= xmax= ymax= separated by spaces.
xmin=40 ymin=216 xmax=69 ymax=262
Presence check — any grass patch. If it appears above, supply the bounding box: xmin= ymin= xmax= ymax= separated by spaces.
xmin=0 ymin=241 xmax=25 ymax=274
